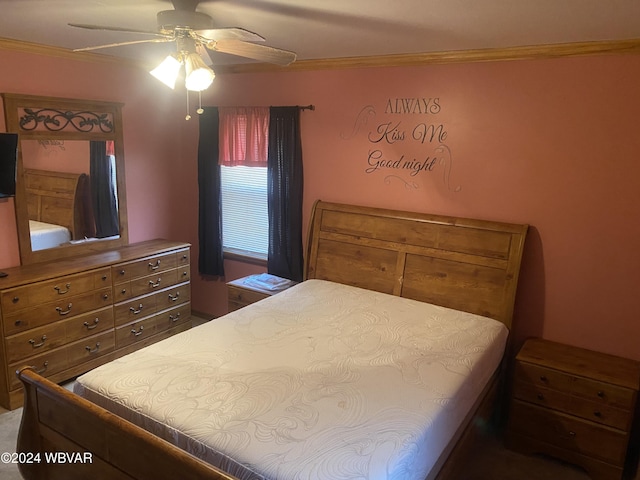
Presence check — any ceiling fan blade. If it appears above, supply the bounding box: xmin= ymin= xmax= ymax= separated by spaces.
xmin=195 ymin=27 xmax=265 ymax=42
xmin=68 ymin=23 xmax=169 ymax=38
xmin=73 ymin=38 xmax=174 ymax=52
xmin=211 ymin=40 xmax=296 ymax=66
xmin=196 ymin=43 xmax=213 ymax=65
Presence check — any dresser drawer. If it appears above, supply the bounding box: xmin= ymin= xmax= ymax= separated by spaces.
xmin=510 ymin=400 xmax=628 ymax=466
xmin=3 ymin=288 xmax=112 ymax=336
xmin=112 ymin=252 xmax=179 ymax=283
xmin=6 ymin=322 xmax=68 ymax=364
xmin=157 ymin=283 xmax=190 ymax=311
xmin=67 ymin=331 xmax=115 ymax=366
xmin=64 ymin=307 xmax=114 ymax=343
xmin=9 ymin=348 xmax=69 ymax=390
xmin=114 ymin=292 xmax=158 ymax=327
xmin=115 ymin=302 xmax=191 ymax=349
xmin=130 ymin=269 xmax=178 ymax=297
xmin=1 ymin=268 xmax=111 ymax=315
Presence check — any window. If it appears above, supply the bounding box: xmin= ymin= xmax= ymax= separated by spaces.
xmin=218 ymin=107 xmax=270 ymax=261
xmin=220 ymin=165 xmax=268 ymax=259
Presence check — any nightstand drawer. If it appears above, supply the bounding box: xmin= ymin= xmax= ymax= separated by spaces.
xmin=510 ymin=400 xmax=628 ymax=466
xmin=572 ymin=376 xmax=636 ymax=410
xmin=515 ymin=362 xmax=573 ymax=392
xmin=513 ymin=381 xmax=632 ymax=430
xmin=228 ymin=286 xmax=269 ymax=306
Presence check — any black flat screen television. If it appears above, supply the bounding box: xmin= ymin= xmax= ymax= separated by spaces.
xmin=0 ymin=133 xmax=18 ymax=198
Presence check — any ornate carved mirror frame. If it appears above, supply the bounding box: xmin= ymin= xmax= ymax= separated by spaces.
xmin=2 ymin=93 xmax=128 ymax=265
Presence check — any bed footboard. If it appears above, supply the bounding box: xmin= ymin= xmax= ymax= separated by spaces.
xmin=16 ymin=367 xmax=239 ymax=480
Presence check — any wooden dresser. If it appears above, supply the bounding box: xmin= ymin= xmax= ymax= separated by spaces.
xmin=507 ymin=338 xmax=640 ymax=480
xmin=0 ymin=239 xmax=192 ymax=410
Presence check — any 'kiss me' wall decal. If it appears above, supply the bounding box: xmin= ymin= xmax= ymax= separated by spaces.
xmin=342 ymin=98 xmax=461 ymax=192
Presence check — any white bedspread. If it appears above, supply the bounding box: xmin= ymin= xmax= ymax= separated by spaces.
xmin=75 ymin=279 xmax=508 ymax=480
xmin=29 ymin=219 xmax=70 ymax=251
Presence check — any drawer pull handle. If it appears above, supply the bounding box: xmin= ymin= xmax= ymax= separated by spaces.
xmin=102 ymin=275 xmax=108 ymax=281
xmin=594 ymin=411 xmax=602 ymax=418
xmin=120 ymin=269 xmax=126 ymax=275
xmin=103 ymin=294 xmax=109 ymax=300
xmin=182 ymin=271 xmax=188 ymax=277
xmin=170 ymin=313 xmax=181 ymax=322
xmin=35 ymin=361 xmax=49 ymax=375
xmin=29 ymin=335 xmax=47 ymax=348
xmin=539 ymin=375 xmax=548 ymax=383
xmin=131 ymin=326 xmax=144 ymax=336
xmin=14 ymin=319 xmax=23 ymax=327
xmin=54 ymin=283 xmax=71 ymax=295
xmin=168 ymin=292 xmax=180 ymax=302
xmin=56 ymin=303 xmax=73 ymax=316
xmin=149 ymin=279 xmax=162 ymax=288
xmin=597 ymin=391 xmax=605 ymax=398
xmin=84 ymin=318 xmax=100 ymax=330
xmin=85 ymin=343 xmax=101 ymax=354
xmin=130 ymin=304 xmax=144 ymax=314
xmin=182 ymin=254 xmax=188 ymax=260
xmin=12 ymin=296 xmax=20 ymax=304
xmin=149 ymin=260 xmax=161 ymax=270
xmin=568 ymin=431 xmax=576 ymax=437
xmin=536 ymin=393 xmax=545 ymax=401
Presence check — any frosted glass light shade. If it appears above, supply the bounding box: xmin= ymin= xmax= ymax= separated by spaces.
xmin=150 ymin=55 xmax=181 ymax=89
xmin=184 ymin=53 xmax=215 ymax=91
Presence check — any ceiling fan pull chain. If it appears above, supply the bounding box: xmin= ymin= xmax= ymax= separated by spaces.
xmin=185 ymin=89 xmax=191 ymax=121
xmin=197 ymin=91 xmax=204 ymax=115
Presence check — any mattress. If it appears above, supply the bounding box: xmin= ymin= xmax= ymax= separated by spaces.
xmin=75 ymin=279 xmax=508 ymax=480
xmin=29 ymin=219 xmax=71 ymax=251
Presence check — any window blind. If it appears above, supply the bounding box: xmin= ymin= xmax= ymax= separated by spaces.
xmin=220 ymin=165 xmax=268 ymax=257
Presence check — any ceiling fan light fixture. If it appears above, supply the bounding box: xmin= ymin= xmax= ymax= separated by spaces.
xmin=184 ymin=53 xmax=215 ymax=91
xmin=150 ymin=55 xmax=182 ymax=89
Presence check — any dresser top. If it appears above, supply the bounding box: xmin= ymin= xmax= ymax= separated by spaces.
xmin=0 ymin=239 xmax=190 ymax=290
xmin=517 ymin=338 xmax=640 ymax=390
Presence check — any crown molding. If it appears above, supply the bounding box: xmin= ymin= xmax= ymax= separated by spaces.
xmin=216 ymin=38 xmax=640 ymax=74
xmin=0 ymin=37 xmax=141 ymax=67
xmin=2 ymin=36 xmax=640 ymax=74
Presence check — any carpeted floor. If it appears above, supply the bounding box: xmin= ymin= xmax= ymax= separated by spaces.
xmin=0 ymin=407 xmax=23 ymax=480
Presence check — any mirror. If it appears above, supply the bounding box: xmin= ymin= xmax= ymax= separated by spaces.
xmin=2 ymin=94 xmax=128 ymax=265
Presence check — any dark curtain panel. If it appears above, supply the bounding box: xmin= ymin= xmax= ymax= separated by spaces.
xmin=89 ymin=140 xmax=119 ymax=238
xmin=267 ymin=107 xmax=304 ymax=281
xmin=197 ymin=107 xmax=225 ymax=277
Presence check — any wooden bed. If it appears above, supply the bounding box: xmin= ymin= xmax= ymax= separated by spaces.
xmin=24 ymin=168 xmax=93 ymax=242
xmin=15 ymin=200 xmax=528 ymax=480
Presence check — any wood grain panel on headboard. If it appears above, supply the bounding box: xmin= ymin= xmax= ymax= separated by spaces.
xmin=305 ymin=201 xmax=528 ymax=329
xmin=24 ymin=169 xmax=93 ymax=240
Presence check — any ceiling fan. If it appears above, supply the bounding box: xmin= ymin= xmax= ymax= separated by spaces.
xmin=68 ymin=0 xmax=297 ymax=68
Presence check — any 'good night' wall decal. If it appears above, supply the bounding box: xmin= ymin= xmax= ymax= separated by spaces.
xmin=342 ymin=98 xmax=461 ymax=192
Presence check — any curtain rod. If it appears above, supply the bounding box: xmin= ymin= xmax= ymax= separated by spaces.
xmin=299 ymin=104 xmax=315 ymax=111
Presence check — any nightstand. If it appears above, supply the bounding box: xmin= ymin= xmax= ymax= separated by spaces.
xmin=227 ymin=273 xmax=296 ymax=312
xmin=506 ymin=338 xmax=640 ymax=480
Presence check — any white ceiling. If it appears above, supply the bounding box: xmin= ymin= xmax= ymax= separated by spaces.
xmin=1 ymin=0 xmax=640 ymax=67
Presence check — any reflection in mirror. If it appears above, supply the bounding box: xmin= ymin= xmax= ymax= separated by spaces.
xmin=2 ymin=93 xmax=128 ymax=265
xmin=21 ymin=140 xmax=120 ymax=251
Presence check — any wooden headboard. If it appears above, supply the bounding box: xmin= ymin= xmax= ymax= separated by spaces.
xmin=305 ymin=201 xmax=528 ymax=329
xmin=24 ymin=168 xmax=93 ymax=240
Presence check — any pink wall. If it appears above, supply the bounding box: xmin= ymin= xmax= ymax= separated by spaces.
xmin=1 ymin=46 xmax=639 ymax=361
xmin=194 ymin=54 xmax=640 ymax=360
